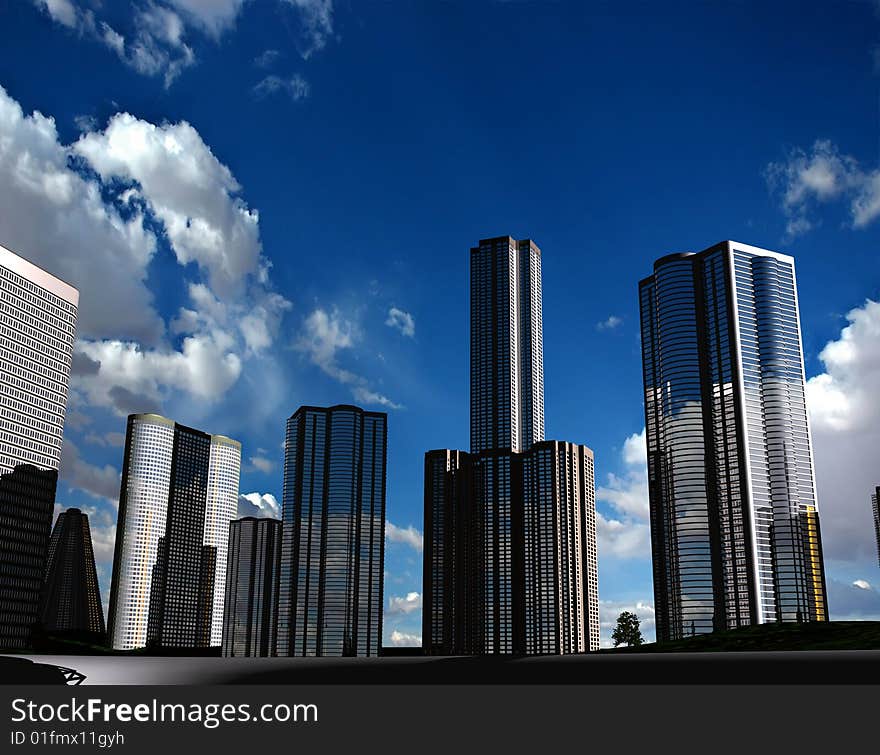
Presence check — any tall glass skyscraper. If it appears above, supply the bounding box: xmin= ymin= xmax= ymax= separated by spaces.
xmin=222 ymin=517 xmax=282 ymax=657
xmin=470 ymin=236 xmax=544 ymax=453
xmin=423 ymin=236 xmax=599 ymax=655
xmin=107 ymin=414 xmax=241 ymax=650
xmin=40 ymin=508 xmax=105 ymax=637
xmin=872 ymin=486 xmax=880 ymax=569
xmin=277 ymin=405 xmax=386 ymax=657
xmin=0 ymin=243 xmax=78 ymax=650
xmin=639 ymin=240 xmax=828 ymax=642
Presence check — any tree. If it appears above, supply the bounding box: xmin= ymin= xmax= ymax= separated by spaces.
xmin=611 ymin=611 xmax=644 ymax=648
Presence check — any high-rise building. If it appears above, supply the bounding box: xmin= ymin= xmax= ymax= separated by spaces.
xmin=872 ymin=486 xmax=880 ymax=569
xmin=470 ymin=236 xmax=544 ymax=454
xmin=639 ymin=240 xmax=828 ymax=642
xmin=40 ymin=508 xmax=105 ymax=637
xmin=423 ymin=236 xmax=599 ymax=655
xmin=277 ymin=405 xmax=386 ymax=657
xmin=222 ymin=517 xmax=282 ymax=657
xmin=107 ymin=414 xmax=240 ymax=650
xmin=0 ymin=243 xmax=78 ymax=650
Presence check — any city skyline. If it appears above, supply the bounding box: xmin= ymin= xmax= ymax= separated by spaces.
xmin=1 ymin=2 xmax=879 ymax=648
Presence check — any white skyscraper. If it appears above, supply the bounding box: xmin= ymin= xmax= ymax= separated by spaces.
xmin=108 ymin=414 xmax=241 ymax=650
xmin=0 ymin=243 xmax=78 ymax=649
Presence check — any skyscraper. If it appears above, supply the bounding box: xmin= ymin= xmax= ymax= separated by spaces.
xmin=222 ymin=517 xmax=282 ymax=657
xmin=872 ymin=486 xmax=880 ymax=569
xmin=0 ymin=243 xmax=78 ymax=650
xmin=107 ymin=414 xmax=240 ymax=650
xmin=423 ymin=236 xmax=599 ymax=655
xmin=40 ymin=508 xmax=105 ymax=637
xmin=470 ymin=236 xmax=544 ymax=454
xmin=639 ymin=240 xmax=828 ymax=642
xmin=277 ymin=405 xmax=386 ymax=657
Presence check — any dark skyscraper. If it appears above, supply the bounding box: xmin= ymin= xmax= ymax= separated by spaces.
xmin=40 ymin=508 xmax=105 ymax=637
xmin=423 ymin=236 xmax=599 ymax=655
xmin=222 ymin=517 xmax=282 ymax=657
xmin=0 ymin=244 xmax=78 ymax=650
xmin=277 ymin=405 xmax=386 ymax=657
xmin=639 ymin=241 xmax=828 ymax=642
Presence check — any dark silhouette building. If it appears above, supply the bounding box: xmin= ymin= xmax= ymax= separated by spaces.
xmin=423 ymin=237 xmax=599 ymax=656
xmin=639 ymin=241 xmax=828 ymax=642
xmin=277 ymin=405 xmax=386 ymax=657
xmin=0 ymin=244 xmax=78 ymax=650
xmin=39 ymin=508 xmax=105 ymax=637
xmin=222 ymin=517 xmax=282 ymax=657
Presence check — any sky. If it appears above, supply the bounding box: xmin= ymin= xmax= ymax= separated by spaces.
xmin=0 ymin=0 xmax=879 ymax=648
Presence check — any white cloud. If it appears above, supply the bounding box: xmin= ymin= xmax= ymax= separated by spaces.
xmin=237 ymin=492 xmax=281 ymax=519
xmin=59 ymin=440 xmax=120 ymax=505
xmin=387 ymin=591 xmax=421 ymax=616
xmin=388 ymin=630 xmax=421 ymax=647
xmin=854 ymin=579 xmax=872 ymax=591
xmin=297 ymin=308 xmax=402 ymax=409
xmin=166 ymin=0 xmax=247 ymax=38
xmin=805 ymin=299 xmax=880 ymax=564
xmin=32 ymin=0 xmax=86 ymax=29
xmin=254 ymin=49 xmax=281 ymax=68
xmin=386 ymin=522 xmax=423 ymax=552
xmin=249 ymin=455 xmax=275 ymax=473
xmin=596 ymin=428 xmax=651 ymax=559
xmin=596 ymin=315 xmax=622 ymax=331
xmin=386 ymin=307 xmax=415 ymax=338
xmin=253 ymin=74 xmax=310 ymax=102
xmin=84 ymin=431 xmax=127 ymax=448
xmin=284 ymin=0 xmax=334 ymax=59
xmin=766 ymin=139 xmax=880 ymax=236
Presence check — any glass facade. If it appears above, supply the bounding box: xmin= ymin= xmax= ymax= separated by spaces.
xmin=108 ymin=414 xmax=241 ymax=650
xmin=222 ymin=517 xmax=282 ymax=657
xmin=0 ymin=244 xmax=77 ymax=650
xmin=873 ymin=487 xmax=880 ymax=569
xmin=470 ymin=236 xmax=544 ymax=454
xmin=277 ymin=405 xmax=386 ymax=657
xmin=640 ymin=241 xmax=828 ymax=642
xmin=40 ymin=508 xmax=105 ymax=636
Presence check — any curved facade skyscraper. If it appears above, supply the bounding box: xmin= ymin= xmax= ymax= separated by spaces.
xmin=108 ymin=414 xmax=241 ymax=650
xmin=639 ymin=240 xmax=827 ymax=642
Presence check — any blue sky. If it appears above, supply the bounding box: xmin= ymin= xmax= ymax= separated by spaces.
xmin=1 ymin=0 xmax=879 ymax=647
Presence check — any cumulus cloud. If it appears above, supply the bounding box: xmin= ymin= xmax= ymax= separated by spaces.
xmin=253 ymin=74 xmax=310 ymax=102
xmin=386 ymin=307 xmax=415 ymax=338
xmin=386 ymin=522 xmax=423 ymax=552
xmin=59 ymin=440 xmax=120 ymax=505
xmin=596 ymin=428 xmax=651 ymax=560
xmin=827 ymin=578 xmax=880 ymax=620
xmin=84 ymin=431 xmax=127 ymax=448
xmin=254 ymin=48 xmax=281 ymax=68
xmin=766 ymin=139 xmax=880 ymax=236
xmin=387 ymin=592 xmax=421 ymax=616
xmin=854 ymin=579 xmax=872 ymax=591
xmin=805 ymin=299 xmax=880 ymax=564
xmin=388 ymin=630 xmax=421 ymax=647
xmin=237 ymin=492 xmax=281 ymax=519
xmin=297 ymin=308 xmax=402 ymax=409
xmin=596 ymin=315 xmax=622 ymax=331
xmin=284 ymin=0 xmax=334 ymax=59
xmin=165 ymin=0 xmax=247 ymax=39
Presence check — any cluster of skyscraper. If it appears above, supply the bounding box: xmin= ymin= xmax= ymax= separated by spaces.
xmin=0 ymin=235 xmax=838 ymax=655
xmin=423 ymin=237 xmax=600 ymax=654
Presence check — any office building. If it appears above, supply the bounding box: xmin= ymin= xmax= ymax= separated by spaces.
xmin=40 ymin=508 xmax=105 ymax=637
xmin=0 ymin=243 xmax=78 ymax=649
xmin=107 ymin=414 xmax=240 ymax=650
xmin=639 ymin=240 xmax=828 ymax=642
xmin=423 ymin=236 xmax=599 ymax=655
xmin=222 ymin=517 xmax=282 ymax=657
xmin=277 ymin=405 xmax=386 ymax=657
xmin=873 ymin=486 xmax=880 ymax=569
